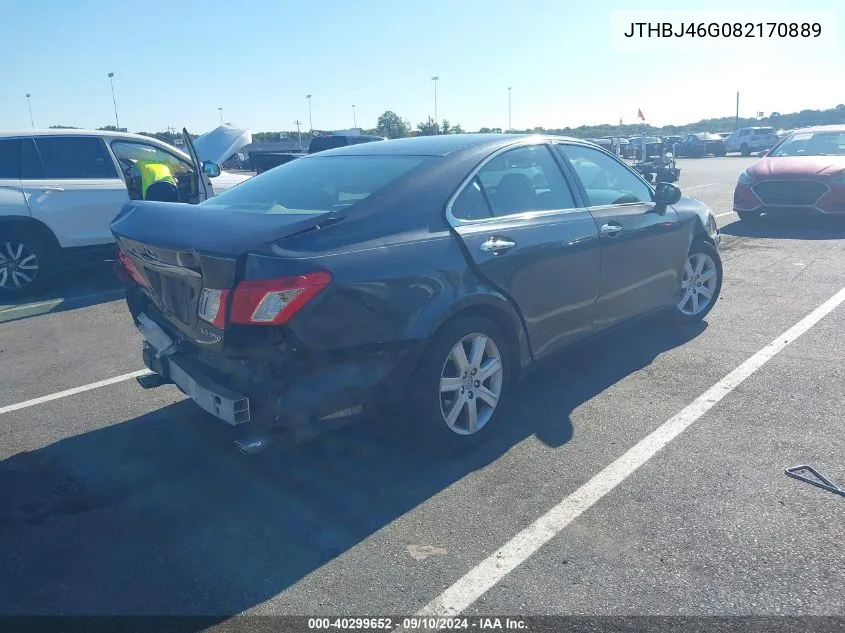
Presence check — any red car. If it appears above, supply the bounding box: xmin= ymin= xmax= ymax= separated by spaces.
xmin=733 ymin=125 xmax=845 ymax=221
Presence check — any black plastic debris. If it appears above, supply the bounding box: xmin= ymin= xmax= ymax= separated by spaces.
xmin=785 ymin=465 xmax=845 ymax=498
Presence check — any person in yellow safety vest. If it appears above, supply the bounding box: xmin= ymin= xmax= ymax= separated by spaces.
xmin=133 ymin=159 xmax=177 ymax=199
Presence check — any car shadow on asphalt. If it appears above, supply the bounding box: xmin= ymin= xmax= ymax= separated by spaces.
xmin=0 ymin=316 xmax=705 ymax=622
xmin=0 ymin=261 xmax=123 ymax=324
xmin=720 ymin=214 xmax=845 ymax=240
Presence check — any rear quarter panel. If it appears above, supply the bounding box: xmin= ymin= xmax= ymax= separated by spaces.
xmin=259 ymin=146 xmax=534 ymax=365
xmin=279 ymin=226 xmax=528 ymax=363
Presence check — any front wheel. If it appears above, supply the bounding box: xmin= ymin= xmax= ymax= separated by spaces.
xmin=740 ymin=143 xmax=751 ymax=157
xmin=0 ymin=232 xmax=51 ymax=298
xmin=669 ymin=241 xmax=723 ymax=324
xmin=407 ymin=317 xmax=512 ymax=451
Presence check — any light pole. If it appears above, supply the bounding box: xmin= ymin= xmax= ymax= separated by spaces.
xmin=431 ymin=76 xmax=439 ymax=134
xmin=25 ymin=93 xmax=34 ymax=128
xmin=735 ymin=91 xmax=740 ymax=128
xmin=218 ymin=107 xmax=223 ymax=123
xmin=508 ymin=86 xmax=512 ymax=132
xmin=306 ymin=94 xmax=313 ymax=134
xmin=294 ymin=120 xmax=303 ymax=150
xmin=352 ymin=104 xmax=357 ymax=129
xmin=107 ymin=73 xmax=120 ymax=130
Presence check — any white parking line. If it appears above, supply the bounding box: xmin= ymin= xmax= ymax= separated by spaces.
xmin=416 ymin=285 xmax=845 ymax=618
xmin=0 ymin=369 xmax=151 ymax=416
xmin=716 ymin=211 xmax=736 ymax=218
xmin=681 ymin=183 xmax=716 ymax=191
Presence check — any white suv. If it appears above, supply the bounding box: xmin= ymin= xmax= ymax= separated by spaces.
xmin=0 ymin=126 xmax=251 ymax=296
xmin=723 ymin=126 xmax=778 ymax=156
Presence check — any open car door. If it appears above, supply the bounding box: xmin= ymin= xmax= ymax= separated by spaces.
xmin=182 ymin=127 xmax=211 ymax=202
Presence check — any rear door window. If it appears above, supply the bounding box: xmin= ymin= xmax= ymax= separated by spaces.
xmin=451 ymin=177 xmax=492 ymax=221
xmin=21 ymin=138 xmax=45 ymax=179
xmin=0 ymin=139 xmax=22 ymax=179
xmin=34 ymin=137 xmax=118 ymax=179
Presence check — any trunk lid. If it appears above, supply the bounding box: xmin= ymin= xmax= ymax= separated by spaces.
xmin=112 ymin=200 xmax=336 ymax=347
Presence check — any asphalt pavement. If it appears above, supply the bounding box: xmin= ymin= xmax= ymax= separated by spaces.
xmin=2 ymin=156 xmax=844 ymax=625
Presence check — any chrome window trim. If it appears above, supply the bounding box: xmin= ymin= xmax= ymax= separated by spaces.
xmin=583 ymin=201 xmax=657 ymax=213
xmin=445 ymin=139 xmax=586 ymax=227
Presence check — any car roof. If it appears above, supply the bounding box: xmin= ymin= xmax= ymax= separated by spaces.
xmin=302 ymin=133 xmax=583 ymax=158
xmin=789 ymin=124 xmax=845 ymax=134
xmin=0 ymin=128 xmax=160 ymax=141
xmin=0 ymin=128 xmax=191 ymax=158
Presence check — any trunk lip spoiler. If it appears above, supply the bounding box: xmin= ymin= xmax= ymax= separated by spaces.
xmin=129 ymin=250 xmax=203 ymax=278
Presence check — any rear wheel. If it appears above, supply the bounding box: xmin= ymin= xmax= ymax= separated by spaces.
xmin=669 ymin=241 xmax=722 ymax=324
xmin=407 ymin=317 xmax=512 ymax=451
xmin=740 ymin=143 xmax=751 ymax=157
xmin=0 ymin=231 xmax=51 ymax=298
xmin=715 ymin=146 xmax=727 ymax=157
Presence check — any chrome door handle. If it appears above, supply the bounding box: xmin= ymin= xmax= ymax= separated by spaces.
xmin=479 ymin=237 xmax=516 ymax=253
xmin=600 ymin=223 xmax=622 ymax=235
xmin=39 ymin=187 xmax=65 ymax=192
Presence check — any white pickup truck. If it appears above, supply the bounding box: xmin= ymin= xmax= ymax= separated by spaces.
xmin=0 ymin=125 xmax=252 ymax=296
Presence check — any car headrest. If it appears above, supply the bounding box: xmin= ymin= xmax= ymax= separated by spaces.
xmin=494 ymin=173 xmax=535 ymax=214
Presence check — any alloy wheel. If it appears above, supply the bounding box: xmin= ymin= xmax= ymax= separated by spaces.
xmin=438 ymin=332 xmax=504 ymax=435
xmin=0 ymin=241 xmax=39 ymax=290
xmin=678 ymin=252 xmax=718 ymax=316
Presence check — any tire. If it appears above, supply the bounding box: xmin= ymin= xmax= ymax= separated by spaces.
xmin=737 ymin=211 xmax=762 ymax=222
xmin=668 ymin=241 xmax=723 ymax=324
xmin=0 ymin=230 xmax=52 ymax=298
xmin=715 ymin=146 xmax=727 ymax=157
xmin=740 ymin=143 xmax=750 ymax=157
xmin=406 ymin=316 xmax=513 ymax=451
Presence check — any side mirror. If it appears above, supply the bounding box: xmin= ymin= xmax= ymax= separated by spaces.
xmin=202 ymin=161 xmax=221 ymax=178
xmin=654 ymin=182 xmax=682 ymax=206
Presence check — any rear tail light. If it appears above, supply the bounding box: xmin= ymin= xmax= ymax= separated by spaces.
xmin=117 ymin=252 xmax=150 ymax=288
xmin=229 ymin=271 xmax=332 ymax=326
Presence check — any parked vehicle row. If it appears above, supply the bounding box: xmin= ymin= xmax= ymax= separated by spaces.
xmin=112 ymin=133 xmax=722 ymax=453
xmin=0 ymin=126 xmax=253 ymax=296
xmin=251 ymin=133 xmax=386 ymax=174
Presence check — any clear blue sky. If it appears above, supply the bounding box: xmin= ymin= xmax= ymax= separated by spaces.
xmin=1 ymin=0 xmax=842 ymax=133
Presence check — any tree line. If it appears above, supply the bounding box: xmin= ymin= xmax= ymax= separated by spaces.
xmin=244 ymin=104 xmax=845 ymax=143
xmin=47 ymin=103 xmax=845 ymax=144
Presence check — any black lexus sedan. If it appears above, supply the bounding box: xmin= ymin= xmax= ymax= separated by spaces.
xmin=112 ymin=134 xmax=722 ymax=453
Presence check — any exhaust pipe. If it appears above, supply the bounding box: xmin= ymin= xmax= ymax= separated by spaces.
xmin=136 ymin=373 xmax=170 ymax=389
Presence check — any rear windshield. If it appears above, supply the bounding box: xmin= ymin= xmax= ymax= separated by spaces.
xmin=755 ymin=128 xmax=776 ymax=135
xmin=308 ymin=136 xmax=350 ymax=153
xmin=200 ymin=155 xmax=428 ymax=214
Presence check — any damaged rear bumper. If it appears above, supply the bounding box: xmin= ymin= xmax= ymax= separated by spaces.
xmin=139 ymin=335 xmax=424 ymax=446
xmin=142 ymin=346 xmax=250 ymax=425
